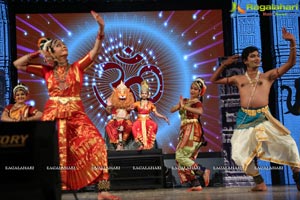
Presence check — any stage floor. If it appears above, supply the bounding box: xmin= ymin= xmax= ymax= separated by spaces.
xmin=62 ymin=185 xmax=300 ymax=200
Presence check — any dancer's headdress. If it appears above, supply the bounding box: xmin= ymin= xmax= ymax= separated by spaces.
xmin=13 ymin=83 xmax=29 ymax=96
xmin=116 ymin=81 xmax=128 ymax=92
xmin=38 ymin=37 xmax=62 ymax=66
xmin=141 ymin=80 xmax=149 ymax=92
xmin=38 ymin=37 xmax=52 ymax=52
xmin=193 ymin=78 xmax=207 ymax=96
xmin=139 ymin=80 xmax=151 ymax=98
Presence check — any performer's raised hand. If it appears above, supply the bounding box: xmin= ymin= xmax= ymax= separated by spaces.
xmin=91 ymin=10 xmax=105 ymax=31
xmin=179 ymin=95 xmax=184 ymax=108
xmin=282 ymin=27 xmax=295 ymax=42
xmin=89 ymin=10 xmax=105 ymax=59
xmin=221 ymin=54 xmax=240 ymax=67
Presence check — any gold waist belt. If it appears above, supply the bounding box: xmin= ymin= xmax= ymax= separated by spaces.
xmin=181 ymin=119 xmax=198 ymax=126
xmin=193 ymin=135 xmax=201 ymax=142
xmin=138 ymin=114 xmax=150 ymax=119
xmin=49 ymin=96 xmax=81 ymax=104
xmin=241 ymin=106 xmax=269 ymax=116
xmin=112 ymin=115 xmax=130 ymax=120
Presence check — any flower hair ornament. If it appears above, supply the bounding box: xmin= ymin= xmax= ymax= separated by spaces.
xmin=13 ymin=83 xmax=29 ymax=96
xmin=38 ymin=37 xmax=51 ymax=51
xmin=37 ymin=37 xmax=56 ymax=66
xmin=193 ymin=78 xmax=207 ymax=96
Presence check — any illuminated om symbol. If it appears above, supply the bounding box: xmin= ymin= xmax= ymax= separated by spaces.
xmin=93 ymin=46 xmax=164 ymax=107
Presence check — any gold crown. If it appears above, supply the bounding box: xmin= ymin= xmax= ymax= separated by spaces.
xmin=116 ymin=81 xmax=128 ymax=91
xmin=140 ymin=80 xmax=149 ymax=92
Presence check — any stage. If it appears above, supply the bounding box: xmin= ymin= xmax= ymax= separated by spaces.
xmin=61 ymin=186 xmax=299 ymax=200
xmin=2 ymin=121 xmax=299 ymax=200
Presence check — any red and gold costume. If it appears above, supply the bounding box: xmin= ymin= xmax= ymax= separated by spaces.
xmin=105 ymin=109 xmax=133 ymax=144
xmin=26 ymin=53 xmax=108 ymax=190
xmin=173 ymin=78 xmax=210 ymax=190
xmin=105 ymin=81 xmax=134 ymax=148
xmin=131 ymin=101 xmax=158 ymax=149
xmin=176 ymin=99 xmax=204 ymax=184
xmin=3 ymin=104 xmax=39 ymax=120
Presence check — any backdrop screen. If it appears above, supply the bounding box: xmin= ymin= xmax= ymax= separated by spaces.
xmin=16 ymin=10 xmax=224 ymax=154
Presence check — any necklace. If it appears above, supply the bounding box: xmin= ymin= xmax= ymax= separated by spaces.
xmin=54 ymin=64 xmax=70 ymax=90
xmin=13 ymin=103 xmax=25 ymax=109
xmin=57 ymin=60 xmax=68 ymax=66
xmin=245 ymin=71 xmax=260 ymax=87
xmin=140 ymin=99 xmax=148 ymax=109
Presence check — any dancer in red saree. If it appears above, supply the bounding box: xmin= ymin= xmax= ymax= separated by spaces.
xmin=13 ymin=11 xmax=120 ymax=200
xmin=1 ymin=83 xmax=42 ymax=122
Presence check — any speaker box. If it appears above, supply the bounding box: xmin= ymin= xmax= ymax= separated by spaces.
xmin=107 ymin=149 xmax=165 ymax=190
xmin=0 ymin=121 xmax=61 ymax=200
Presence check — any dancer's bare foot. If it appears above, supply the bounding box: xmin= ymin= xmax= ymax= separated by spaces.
xmin=292 ymin=170 xmax=300 ymax=191
xmin=116 ymin=143 xmax=123 ymax=151
xmin=251 ymin=182 xmax=267 ymax=192
xmin=98 ymin=191 xmax=121 ymax=200
xmin=137 ymin=145 xmax=144 ymax=151
xmin=187 ymin=185 xmax=202 ymax=192
xmin=203 ymin=169 xmax=210 ymax=187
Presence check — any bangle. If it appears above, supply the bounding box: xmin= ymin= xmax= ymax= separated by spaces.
xmin=27 ymin=54 xmax=31 ymax=62
xmin=220 ymin=62 xmax=227 ymax=68
xmin=97 ymin=180 xmax=110 ymax=192
xmin=27 ymin=51 xmax=40 ymax=61
xmin=97 ymin=32 xmax=105 ymax=40
xmin=290 ymin=46 xmax=296 ymax=50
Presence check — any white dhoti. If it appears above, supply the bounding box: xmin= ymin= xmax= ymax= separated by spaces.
xmin=231 ymin=106 xmax=300 ymax=176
